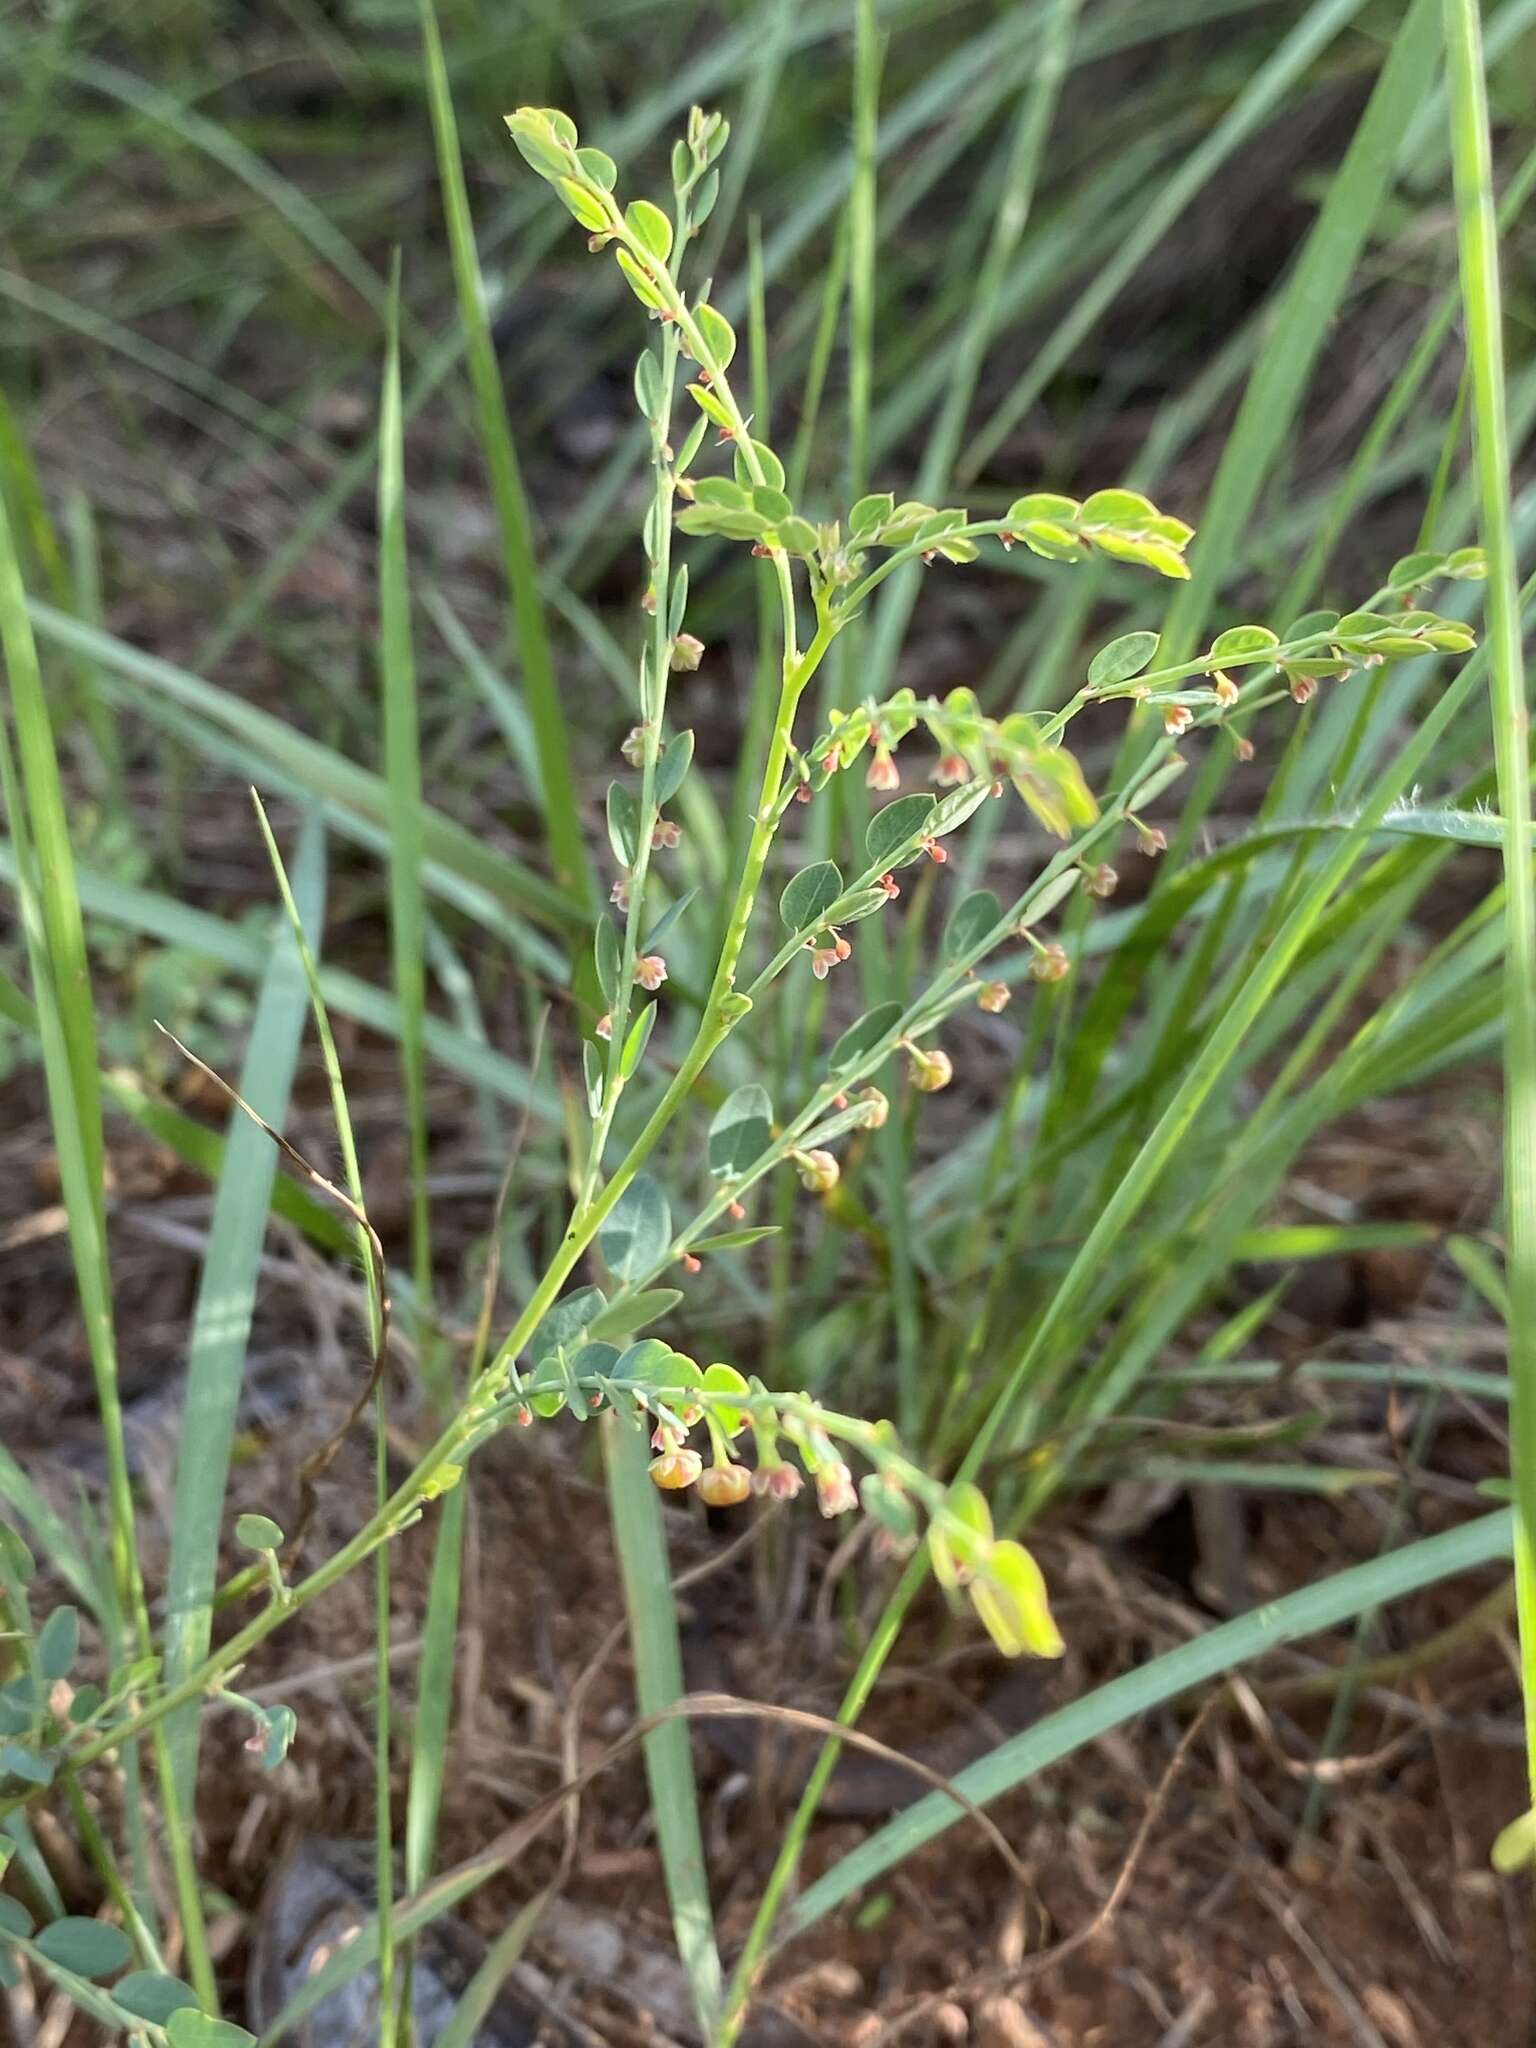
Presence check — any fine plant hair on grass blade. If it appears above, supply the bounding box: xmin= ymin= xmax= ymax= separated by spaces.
xmin=419 ymin=0 xmax=593 ymax=909
xmin=1443 ymin=0 xmax=1536 ymax=1812
xmin=160 ymin=814 xmax=327 ymax=1822
xmin=783 ymin=1513 xmax=1514 ymax=1940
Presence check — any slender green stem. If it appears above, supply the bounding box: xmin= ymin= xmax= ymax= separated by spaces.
xmin=1443 ymin=0 xmax=1536 ymax=1803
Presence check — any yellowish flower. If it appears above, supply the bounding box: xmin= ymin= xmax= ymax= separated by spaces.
xmin=969 ymin=1540 xmax=1064 ymax=1659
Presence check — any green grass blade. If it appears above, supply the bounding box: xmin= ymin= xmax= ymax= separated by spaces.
xmin=378 ymin=258 xmax=435 ymax=1387
xmin=437 ymin=1890 xmax=549 ymax=2048
xmin=1443 ymin=0 xmax=1536 ymax=1809
xmin=24 ymin=599 xmax=583 ymax=937
xmin=604 ymin=1414 xmax=723 ymax=2037
xmin=419 ymin=0 xmax=593 ymax=908
xmin=784 ymin=1513 xmax=1513 ymax=1938
xmin=1156 ymin=0 xmax=1442 ymax=667
xmin=160 ymin=814 xmax=327 ymax=1818
xmin=960 ymin=0 xmax=1371 ymax=481
xmin=0 ymin=478 xmax=215 ymax=2008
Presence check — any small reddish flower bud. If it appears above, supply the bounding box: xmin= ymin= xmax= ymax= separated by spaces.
xmin=793 ymin=780 xmax=813 ymax=803
xmin=1289 ymin=673 xmax=1318 ymax=704
xmin=816 ymin=1460 xmax=858 ymax=1518
xmin=1162 ymin=703 xmax=1193 ymax=737
xmin=729 ymin=1198 xmax=746 ymax=1220
xmin=517 ymin=1403 xmax=534 ymax=1428
xmin=652 ymin=818 xmax=682 ymax=850
xmin=610 ymin=875 xmax=631 ymax=910
xmin=1083 ymin=863 xmax=1119 ymax=899
xmin=1136 ymin=824 xmax=1168 ymax=856
xmin=1232 ymin=732 xmax=1255 ymax=763
xmin=858 ymin=1086 xmax=889 ymax=1128
xmin=595 ymin=1013 xmax=613 ymax=1040
xmin=634 ymin=954 xmax=668 ymax=991
xmin=834 ymin=935 xmax=852 ymax=962
xmin=1213 ymin=672 xmax=1239 ymax=707
xmin=753 ymin=1461 xmax=803 ymax=1501
xmin=796 ymin=1148 xmax=840 ymax=1193
xmin=699 ymin=1461 xmax=752 ymax=1508
xmin=1030 ymin=943 xmax=1071 ymax=984
xmin=682 ymin=1251 xmax=702 ymax=1275
xmin=879 ymin=872 xmax=901 ymax=898
xmin=649 ymin=1446 xmax=704 ymax=1491
xmin=670 ymin=632 xmax=705 ymax=672
xmin=621 ymin=724 xmax=649 ymax=766
xmin=909 ymin=1044 xmax=954 ymax=1094
xmin=932 ymin=754 xmax=969 ymax=787
xmin=978 ymin=979 xmax=1011 ymax=1014
xmin=921 ymin=836 xmax=948 ymax=864
xmin=833 ymin=1092 xmax=849 ymax=1110
xmin=866 ymin=746 xmax=900 ymax=792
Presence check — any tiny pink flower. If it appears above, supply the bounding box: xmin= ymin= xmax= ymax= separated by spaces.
xmin=1137 ymin=824 xmax=1168 ymax=856
xmin=978 ymin=980 xmax=1011 ymax=1014
xmin=879 ymin=872 xmax=901 ymax=899
xmin=1162 ymin=703 xmax=1193 ymax=737
xmin=1030 ymin=943 xmax=1071 ymax=984
xmin=753 ymin=1462 xmax=804 ymax=1502
xmin=621 ymin=724 xmax=649 ymax=766
xmin=634 ymin=954 xmax=668 ymax=991
xmin=932 ymin=754 xmax=969 ymax=787
xmin=866 ymin=746 xmax=900 ymax=792
xmin=815 ymin=1461 xmax=858 ymax=1518
xmin=610 ymin=875 xmax=631 ymax=910
xmin=1083 ymin=863 xmax=1119 ymax=899
xmin=795 ymin=1148 xmax=840 ymax=1193
xmin=670 ymin=633 xmax=705 ymax=672
xmin=858 ymin=1086 xmax=889 ymax=1129
xmin=595 ymin=1013 xmax=613 ymax=1040
xmin=652 ymin=818 xmax=681 ymax=850
xmin=1289 ymin=673 xmax=1318 ymax=704
xmin=921 ymin=836 xmax=948 ymax=864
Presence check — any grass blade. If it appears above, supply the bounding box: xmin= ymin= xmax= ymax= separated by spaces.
xmin=1443 ymin=0 xmax=1536 ymax=1812
xmin=420 ymin=0 xmax=593 ymax=908
xmin=160 ymin=813 xmax=327 ymax=1818
xmin=378 ymin=257 xmax=436 ymax=1389
xmin=1157 ymin=0 xmax=1443 ymax=667
xmin=784 ymin=1512 xmax=1514 ymax=1937
xmin=604 ymin=1413 xmax=723 ymax=2037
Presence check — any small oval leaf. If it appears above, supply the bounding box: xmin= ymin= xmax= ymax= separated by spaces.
xmin=35 ymin=1916 xmax=133 ymax=1980
xmin=708 ymin=1084 xmax=773 ymax=1177
xmin=865 ymin=794 xmax=935 ymax=871
xmin=945 ymin=889 xmax=1001 ymax=961
xmin=1086 ymin=630 xmax=1158 ymax=688
xmin=780 ymin=861 xmax=844 ymax=932
xmin=599 ymin=1174 xmax=673 ymax=1283
xmin=827 ymin=1001 xmax=903 ymax=1076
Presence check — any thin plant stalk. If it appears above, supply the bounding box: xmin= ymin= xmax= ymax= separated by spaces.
xmin=1442 ymin=0 xmax=1536 ymax=1803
